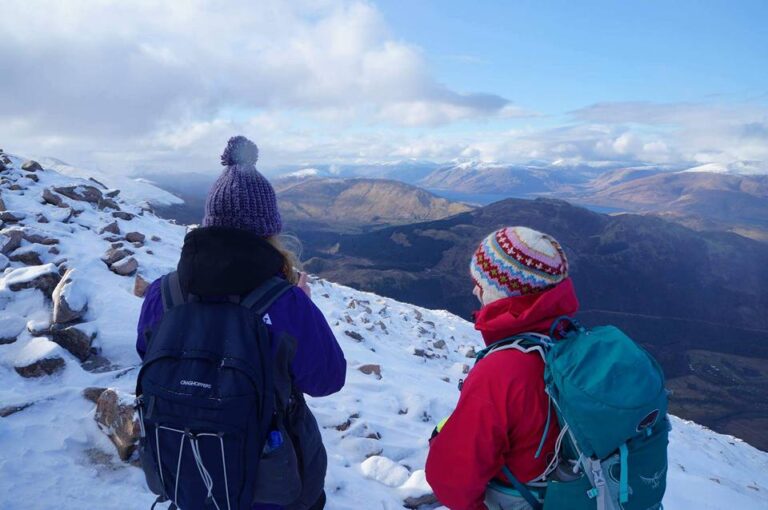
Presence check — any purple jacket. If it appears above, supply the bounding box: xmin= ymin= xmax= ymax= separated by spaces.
xmin=136 ymin=278 xmax=346 ymax=398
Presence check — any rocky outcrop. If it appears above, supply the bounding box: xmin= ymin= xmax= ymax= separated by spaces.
xmin=21 ymin=160 xmax=43 ymax=172
xmin=6 ymin=264 xmax=61 ymax=297
xmin=50 ymin=324 xmax=96 ymax=361
xmin=94 ymin=389 xmax=139 ymax=461
xmin=53 ymin=185 xmax=103 ymax=204
xmin=52 ymin=269 xmax=88 ymax=324
xmin=15 ymin=356 xmax=65 ymax=378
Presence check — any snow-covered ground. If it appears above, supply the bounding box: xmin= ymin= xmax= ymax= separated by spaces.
xmin=1 ymin=152 xmax=766 ymax=509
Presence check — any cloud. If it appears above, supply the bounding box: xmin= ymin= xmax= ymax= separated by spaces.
xmin=0 ymin=0 xmax=513 ymax=168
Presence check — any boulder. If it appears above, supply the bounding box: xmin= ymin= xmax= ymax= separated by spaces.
xmin=433 ymin=339 xmax=447 ymax=350
xmin=0 ymin=195 xmax=6 ymax=211
xmin=15 ymin=356 xmax=65 ymax=378
xmin=0 ymin=229 xmax=23 ymax=254
xmin=99 ymin=221 xmax=120 ymax=235
xmin=403 ymin=494 xmax=438 ymax=509
xmin=101 ymin=247 xmax=133 ymax=265
xmin=52 ymin=269 xmax=88 ymax=324
xmin=53 ymin=185 xmax=103 ymax=204
xmin=36 ymin=213 xmax=49 ymax=223
xmin=111 ymin=211 xmax=134 ymax=221
xmin=105 ymin=189 xmax=120 ymax=198
xmin=125 ymin=231 xmax=145 ymax=243
xmin=8 ymin=184 xmax=24 ymax=191
xmin=42 ymin=188 xmax=64 ymax=207
xmin=48 ymin=246 xmax=60 ymax=255
xmin=0 ymin=316 xmax=25 ymax=345
xmin=81 ymin=354 xmax=117 ymax=373
xmin=110 ymin=257 xmax=138 ymax=276
xmin=25 ymin=173 xmax=39 ymax=183
xmin=94 ymin=389 xmax=140 ymax=461
xmin=133 ymin=274 xmax=150 ymax=297
xmin=50 ymin=323 xmax=96 ymax=361
xmin=6 ymin=264 xmax=62 ymax=297
xmin=0 ymin=253 xmax=8 ymax=271
xmin=21 ymin=160 xmax=43 ymax=172
xmin=344 ymin=330 xmax=364 ymax=342
xmin=82 ymin=387 xmax=108 ymax=403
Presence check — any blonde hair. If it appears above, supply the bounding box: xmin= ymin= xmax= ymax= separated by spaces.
xmin=266 ymin=234 xmax=303 ymax=284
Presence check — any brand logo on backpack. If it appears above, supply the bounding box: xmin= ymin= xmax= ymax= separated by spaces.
xmin=180 ymin=379 xmax=212 ymax=389
xmin=637 ymin=409 xmax=660 ymax=432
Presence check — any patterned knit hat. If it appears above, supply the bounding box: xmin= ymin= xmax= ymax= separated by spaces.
xmin=470 ymin=226 xmax=569 ymax=305
xmin=203 ymin=136 xmax=282 ymax=237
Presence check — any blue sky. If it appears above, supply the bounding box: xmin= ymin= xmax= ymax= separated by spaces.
xmin=0 ymin=0 xmax=765 ymax=174
xmin=381 ymin=0 xmax=768 ymax=112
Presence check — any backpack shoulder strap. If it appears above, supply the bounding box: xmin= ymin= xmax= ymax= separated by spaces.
xmin=475 ymin=333 xmax=550 ymax=364
xmin=240 ymin=276 xmax=293 ymax=315
xmin=160 ymin=271 xmax=186 ymax=312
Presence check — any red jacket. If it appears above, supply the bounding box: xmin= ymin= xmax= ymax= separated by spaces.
xmin=425 ymin=279 xmax=580 ymax=510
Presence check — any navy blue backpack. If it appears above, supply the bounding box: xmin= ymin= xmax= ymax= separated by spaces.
xmin=135 ymin=272 xmax=298 ymax=510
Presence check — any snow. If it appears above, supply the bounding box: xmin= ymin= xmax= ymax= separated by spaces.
xmin=38 ymin=157 xmax=184 ymax=207
xmin=0 ymin=151 xmax=767 ymax=509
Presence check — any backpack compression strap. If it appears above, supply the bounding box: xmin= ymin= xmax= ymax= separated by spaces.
xmin=161 ymin=271 xmax=185 ymax=312
xmin=240 ymin=277 xmax=293 ymax=315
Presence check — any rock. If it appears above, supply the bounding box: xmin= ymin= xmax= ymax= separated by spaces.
xmin=53 ymin=185 xmax=103 ymax=203
xmin=98 ymin=198 xmax=121 ymax=211
xmin=0 ymin=253 xmax=8 ymax=271
xmin=27 ymin=319 xmax=51 ymax=336
xmin=21 ymin=160 xmax=43 ymax=172
xmin=8 ymin=184 xmax=23 ymax=191
xmin=0 ymin=195 xmax=6 ymax=211
xmin=0 ymin=210 xmax=25 ymax=223
xmin=413 ymin=348 xmax=437 ymax=359
xmin=0 ymin=160 xmax=5 ymax=172
xmin=103 ymin=235 xmax=122 ymax=242
xmin=89 ymin=177 xmax=108 ymax=189
xmin=25 ymin=173 xmax=39 ymax=183
xmin=1 ymin=229 xmax=24 ymax=254
xmin=110 ymin=256 xmax=138 ymax=276
xmin=101 ymin=247 xmax=133 ymax=265
xmin=42 ymin=188 xmax=64 ymax=207
xmin=15 ymin=356 xmax=66 ymax=378
xmin=50 ymin=324 xmax=96 ymax=361
xmin=82 ymin=387 xmax=108 ymax=403
xmin=344 ymin=330 xmax=364 ymax=342
xmin=94 ymin=389 xmax=140 ymax=461
xmin=134 ymin=274 xmax=150 ymax=297
xmin=132 ymin=241 xmax=144 ymax=248
xmin=0 ymin=402 xmax=34 ymax=417
xmin=146 ymin=250 xmax=154 ymax=255
xmin=403 ymin=493 xmax=438 ymax=509
xmin=111 ymin=211 xmax=134 ymax=221
xmin=48 ymin=246 xmax=60 ymax=255
xmin=22 ymin=229 xmax=60 ymax=245
xmin=464 ymin=346 xmax=477 ymax=358
xmin=36 ymin=213 xmax=49 ymax=223
xmin=52 ymin=269 xmax=88 ymax=324
xmin=358 ymin=364 xmax=382 ymax=379
xmin=105 ymin=189 xmax=120 ymax=198
xmin=9 ymin=248 xmax=43 ymax=266
xmin=433 ymin=339 xmax=447 ymax=350
xmin=99 ymin=221 xmax=120 ymax=235
xmin=81 ymin=354 xmax=117 ymax=373
xmin=150 ymin=235 xmax=161 ymax=242
xmin=6 ymin=264 xmax=61 ymax=297
xmin=125 ymin=231 xmax=145 ymax=243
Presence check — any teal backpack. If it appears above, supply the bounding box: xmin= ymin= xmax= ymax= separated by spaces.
xmin=475 ymin=317 xmax=669 ymax=510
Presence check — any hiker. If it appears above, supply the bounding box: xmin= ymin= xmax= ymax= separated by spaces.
xmin=135 ymin=136 xmax=346 ymax=510
xmin=426 ymin=226 xmax=669 ymax=510
xmin=426 ymin=226 xmax=575 ymax=509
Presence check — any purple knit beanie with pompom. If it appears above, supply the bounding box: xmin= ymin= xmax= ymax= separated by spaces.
xmin=203 ymin=136 xmax=282 ymax=237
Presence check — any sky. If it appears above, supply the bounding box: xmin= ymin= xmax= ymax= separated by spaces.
xmin=0 ymin=0 xmax=766 ymax=175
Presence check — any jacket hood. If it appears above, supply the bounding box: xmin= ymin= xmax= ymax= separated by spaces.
xmin=473 ymin=277 xmax=580 ymax=344
xmin=177 ymin=226 xmax=284 ymax=296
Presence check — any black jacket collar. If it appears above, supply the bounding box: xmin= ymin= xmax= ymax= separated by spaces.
xmin=177 ymin=226 xmax=284 ymax=296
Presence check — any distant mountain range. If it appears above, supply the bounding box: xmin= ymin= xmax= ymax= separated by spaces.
xmin=145 ymin=172 xmax=474 ymax=230
xmin=298 ymin=197 xmax=768 ymax=450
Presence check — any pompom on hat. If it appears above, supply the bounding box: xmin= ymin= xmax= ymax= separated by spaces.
xmin=202 ymin=136 xmax=282 ymax=237
xmin=470 ymin=226 xmax=569 ymax=305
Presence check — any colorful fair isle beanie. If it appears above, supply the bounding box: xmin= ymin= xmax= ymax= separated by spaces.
xmin=470 ymin=226 xmax=569 ymax=305
xmin=203 ymin=135 xmax=282 ymax=237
